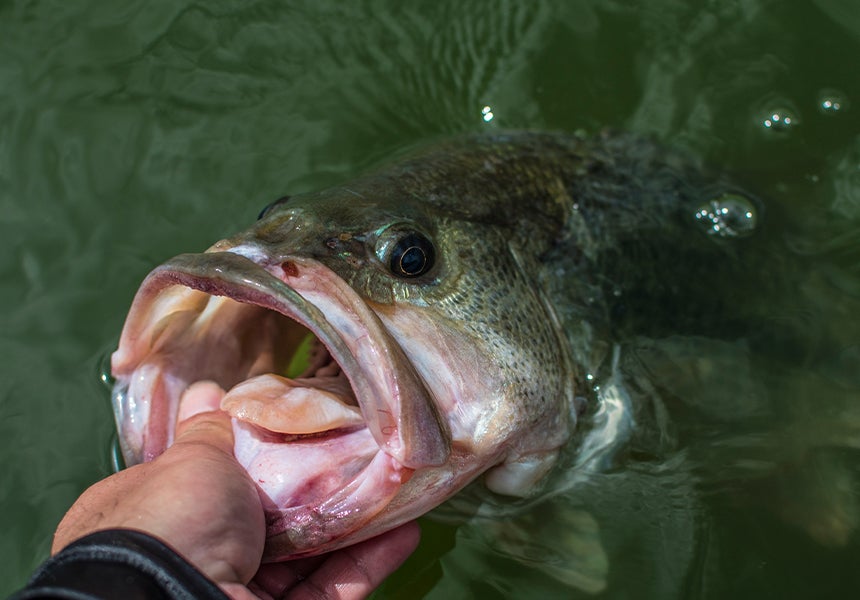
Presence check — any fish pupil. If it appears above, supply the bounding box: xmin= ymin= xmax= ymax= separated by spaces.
xmin=390 ymin=234 xmax=434 ymax=278
xmin=400 ymin=246 xmax=426 ymax=273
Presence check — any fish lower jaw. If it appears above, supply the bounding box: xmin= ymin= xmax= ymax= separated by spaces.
xmin=114 ymin=365 xmax=416 ymax=558
xmin=234 ymin=420 xmax=413 ymax=559
xmin=112 ymin=366 xmax=190 ymax=464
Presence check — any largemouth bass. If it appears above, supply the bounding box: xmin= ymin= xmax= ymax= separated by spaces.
xmin=110 ymin=130 xmax=762 ymax=561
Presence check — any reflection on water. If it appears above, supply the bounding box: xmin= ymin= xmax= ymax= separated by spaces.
xmin=1 ymin=0 xmax=858 ymax=598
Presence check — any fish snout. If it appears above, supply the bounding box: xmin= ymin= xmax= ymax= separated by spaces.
xmin=212 ymin=206 xmax=373 ymax=267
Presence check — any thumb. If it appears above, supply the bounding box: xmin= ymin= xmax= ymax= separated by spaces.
xmin=173 ymin=381 xmax=233 ymax=454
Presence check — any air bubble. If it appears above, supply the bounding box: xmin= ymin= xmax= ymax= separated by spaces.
xmin=98 ymin=351 xmax=115 ymax=389
xmin=694 ymin=193 xmax=758 ymax=238
xmin=817 ymin=89 xmax=849 ymax=115
xmin=759 ymin=106 xmax=799 ymax=133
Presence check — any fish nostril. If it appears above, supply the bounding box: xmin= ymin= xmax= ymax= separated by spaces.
xmin=257 ymin=195 xmax=292 ymax=220
xmin=281 ymin=261 xmax=299 ymax=278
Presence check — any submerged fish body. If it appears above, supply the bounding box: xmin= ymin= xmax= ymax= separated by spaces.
xmin=111 ymin=131 xmax=754 ymax=560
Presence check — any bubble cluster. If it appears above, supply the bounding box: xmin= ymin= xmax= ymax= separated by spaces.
xmin=817 ymin=89 xmax=849 ymax=115
xmin=760 ymin=107 xmax=798 ymax=132
xmin=694 ymin=193 xmax=757 ymax=238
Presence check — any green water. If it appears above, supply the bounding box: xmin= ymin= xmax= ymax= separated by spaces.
xmin=1 ymin=1 xmax=858 ymax=597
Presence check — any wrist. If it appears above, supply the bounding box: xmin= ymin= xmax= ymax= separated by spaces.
xmin=21 ymin=529 xmax=231 ymax=600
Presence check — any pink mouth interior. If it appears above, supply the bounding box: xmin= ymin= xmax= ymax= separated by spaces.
xmin=111 ymin=276 xmax=405 ymax=556
xmin=111 ymin=253 xmax=452 ymax=557
xmin=223 ymin=326 xmax=375 ymax=499
xmin=116 ymin=293 xmax=389 ymax=486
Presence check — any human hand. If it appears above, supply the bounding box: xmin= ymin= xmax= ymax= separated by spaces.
xmin=52 ymin=382 xmax=420 ymax=599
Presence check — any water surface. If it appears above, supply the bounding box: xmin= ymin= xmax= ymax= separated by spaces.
xmin=1 ymin=1 xmax=858 ymax=597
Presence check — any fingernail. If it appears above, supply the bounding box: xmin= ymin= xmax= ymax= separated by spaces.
xmin=177 ymin=381 xmax=226 ymax=424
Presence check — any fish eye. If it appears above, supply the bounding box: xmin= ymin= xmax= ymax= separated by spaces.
xmin=257 ymin=195 xmax=291 ymax=220
xmin=388 ymin=233 xmax=435 ymax=278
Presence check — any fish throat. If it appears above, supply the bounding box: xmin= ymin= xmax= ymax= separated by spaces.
xmin=221 ymin=324 xmax=365 ymax=440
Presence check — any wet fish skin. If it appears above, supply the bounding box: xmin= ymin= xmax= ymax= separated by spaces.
xmin=242 ymin=129 xmax=736 ymax=380
xmin=221 ymin=132 xmax=614 ymax=463
xmin=248 ymin=136 xmax=704 ymax=354
xmin=111 ymin=130 xmax=750 ymax=559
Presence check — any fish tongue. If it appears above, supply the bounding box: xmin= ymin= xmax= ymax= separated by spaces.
xmin=221 ymin=373 xmax=364 ymax=434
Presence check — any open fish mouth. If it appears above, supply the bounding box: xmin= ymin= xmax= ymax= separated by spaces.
xmin=110 ymin=250 xmax=450 ymax=558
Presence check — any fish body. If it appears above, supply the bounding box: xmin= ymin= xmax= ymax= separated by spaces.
xmin=111 ymin=131 xmax=753 ymax=560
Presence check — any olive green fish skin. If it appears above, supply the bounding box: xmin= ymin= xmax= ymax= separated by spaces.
xmin=241 ymin=130 xmax=741 ymax=399
xmin=229 ymin=132 xmax=610 ymax=459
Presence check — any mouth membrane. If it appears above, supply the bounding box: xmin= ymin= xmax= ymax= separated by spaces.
xmin=217 ymin=315 xmax=367 ymax=439
xmin=112 ymin=284 xmax=376 ymax=465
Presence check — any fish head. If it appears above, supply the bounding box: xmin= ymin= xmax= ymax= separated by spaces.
xmin=111 ymin=149 xmax=575 ymax=560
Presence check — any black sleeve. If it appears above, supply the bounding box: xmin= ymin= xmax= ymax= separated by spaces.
xmin=9 ymin=529 xmax=230 ymax=600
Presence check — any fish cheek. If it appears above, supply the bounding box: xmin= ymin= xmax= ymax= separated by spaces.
xmin=442 ymin=229 xmax=574 ymax=465
xmin=381 ymin=226 xmax=571 ymax=461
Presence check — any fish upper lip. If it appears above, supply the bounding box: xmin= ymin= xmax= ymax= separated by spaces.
xmin=111 ymin=250 xmax=450 ymax=469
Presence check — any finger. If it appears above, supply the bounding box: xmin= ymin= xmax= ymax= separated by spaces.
xmin=222 ymin=582 xmax=273 ymax=600
xmin=252 ymin=556 xmax=327 ymax=599
xmin=173 ymin=382 xmax=233 ymax=454
xmin=287 ymin=522 xmax=421 ymax=600
xmin=177 ymin=380 xmax=226 ymax=423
